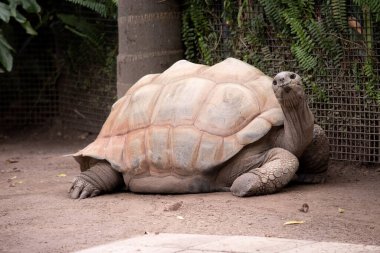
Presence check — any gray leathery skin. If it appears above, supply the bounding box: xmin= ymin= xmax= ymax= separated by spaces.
xmin=69 ymin=161 xmax=124 ymax=199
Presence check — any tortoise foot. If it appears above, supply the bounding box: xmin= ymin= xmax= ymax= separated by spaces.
xmin=69 ymin=161 xmax=124 ymax=199
xmin=69 ymin=176 xmax=101 ymax=199
xmin=230 ymin=173 xmax=262 ymax=197
xmin=230 ymin=148 xmax=299 ymax=197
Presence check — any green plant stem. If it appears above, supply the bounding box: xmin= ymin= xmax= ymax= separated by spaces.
xmin=362 ymin=5 xmax=373 ymax=57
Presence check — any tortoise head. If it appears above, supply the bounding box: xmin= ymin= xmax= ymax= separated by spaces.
xmin=272 ymin=71 xmax=305 ymax=108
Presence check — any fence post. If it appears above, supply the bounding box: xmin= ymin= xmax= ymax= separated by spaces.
xmin=117 ymin=0 xmax=183 ymax=98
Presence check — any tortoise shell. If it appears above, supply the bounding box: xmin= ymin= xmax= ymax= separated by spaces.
xmin=74 ymin=58 xmax=284 ymax=177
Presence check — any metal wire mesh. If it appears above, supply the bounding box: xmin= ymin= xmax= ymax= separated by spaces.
xmin=58 ymin=15 xmax=117 ymax=133
xmin=0 ymin=26 xmax=59 ymax=128
xmin=183 ymin=1 xmax=380 ymax=163
xmin=0 ymin=5 xmax=117 ymax=133
xmin=1 ymin=1 xmax=379 ymax=164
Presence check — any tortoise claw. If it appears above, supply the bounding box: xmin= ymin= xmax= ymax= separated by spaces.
xmin=79 ymin=187 xmax=100 ymax=199
xmin=70 ymin=185 xmax=83 ymax=199
xmin=69 ymin=177 xmax=99 ymax=199
xmin=90 ymin=189 xmax=101 ymax=198
xmin=79 ymin=189 xmax=91 ymax=199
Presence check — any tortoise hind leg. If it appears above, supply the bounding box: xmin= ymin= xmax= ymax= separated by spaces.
xmin=296 ymin=124 xmax=330 ymax=184
xmin=230 ymin=148 xmax=299 ymax=197
xmin=69 ymin=160 xmax=125 ymax=199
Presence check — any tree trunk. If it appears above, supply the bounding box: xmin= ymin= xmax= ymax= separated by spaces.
xmin=117 ymin=0 xmax=183 ymax=97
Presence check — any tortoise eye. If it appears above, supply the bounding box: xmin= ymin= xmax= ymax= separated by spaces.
xmin=273 ymin=80 xmax=277 ymax=85
xmin=290 ymin=73 xmax=296 ymax=79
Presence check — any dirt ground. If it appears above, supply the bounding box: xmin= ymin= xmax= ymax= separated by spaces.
xmin=0 ymin=127 xmax=379 ymax=253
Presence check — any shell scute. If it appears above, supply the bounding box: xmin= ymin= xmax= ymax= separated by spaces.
xmin=155 ymin=60 xmax=207 ymax=83
xmin=117 ymin=84 xmax=161 ymax=132
xmin=151 ymin=77 xmax=214 ymax=126
xmin=195 ymin=83 xmax=260 ymax=136
xmin=195 ymin=133 xmax=224 ymax=172
xmin=147 ymin=126 xmax=171 ymax=176
xmin=199 ymin=58 xmax=264 ymax=83
xmin=125 ymin=129 xmax=148 ymax=176
xmin=171 ymin=127 xmax=201 ymax=176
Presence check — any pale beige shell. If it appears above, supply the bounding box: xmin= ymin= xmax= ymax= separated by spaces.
xmin=74 ymin=58 xmax=284 ymax=177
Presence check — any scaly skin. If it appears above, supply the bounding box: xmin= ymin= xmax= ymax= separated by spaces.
xmin=230 ymin=148 xmax=298 ymax=196
xmin=226 ymin=72 xmax=324 ymax=196
xmin=69 ymin=161 xmax=124 ymax=199
xmin=296 ymin=124 xmax=330 ymax=183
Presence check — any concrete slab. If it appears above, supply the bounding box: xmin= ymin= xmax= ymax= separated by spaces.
xmin=191 ymin=235 xmax=314 ymax=252
xmin=74 ymin=233 xmax=380 ymax=253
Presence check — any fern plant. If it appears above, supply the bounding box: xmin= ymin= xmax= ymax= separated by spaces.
xmin=64 ymin=0 xmax=117 ymax=18
xmin=357 ymin=0 xmax=380 ymax=103
xmin=58 ymin=0 xmax=117 ymax=49
xmin=182 ymin=0 xmax=217 ymax=64
xmin=332 ymin=0 xmax=347 ymax=32
xmin=182 ymin=0 xmax=379 ymax=103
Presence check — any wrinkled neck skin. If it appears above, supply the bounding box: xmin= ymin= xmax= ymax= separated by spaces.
xmin=275 ymin=88 xmax=314 ymax=158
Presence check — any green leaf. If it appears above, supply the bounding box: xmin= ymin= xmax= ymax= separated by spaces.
xmin=8 ymin=0 xmax=17 ymax=18
xmin=20 ymin=20 xmax=37 ymax=35
xmin=12 ymin=9 xmax=27 ymax=23
xmin=57 ymin=14 xmax=102 ymax=47
xmin=0 ymin=33 xmax=14 ymax=51
xmin=0 ymin=34 xmax=13 ymax=72
xmin=64 ymin=0 xmax=108 ymax=18
xmin=0 ymin=2 xmax=11 ymax=23
xmin=20 ymin=0 xmax=41 ymax=13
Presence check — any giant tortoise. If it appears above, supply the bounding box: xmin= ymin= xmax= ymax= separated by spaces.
xmin=69 ymin=58 xmax=329 ymax=199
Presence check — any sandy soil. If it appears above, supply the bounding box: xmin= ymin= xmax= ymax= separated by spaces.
xmin=0 ymin=128 xmax=379 ymax=253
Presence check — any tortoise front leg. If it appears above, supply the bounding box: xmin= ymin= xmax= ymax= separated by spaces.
xmin=296 ymin=124 xmax=330 ymax=183
xmin=230 ymin=148 xmax=299 ymax=197
xmin=69 ymin=161 xmax=124 ymax=199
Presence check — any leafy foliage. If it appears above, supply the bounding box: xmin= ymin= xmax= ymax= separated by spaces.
xmin=353 ymin=0 xmax=380 ymax=21
xmin=0 ymin=0 xmax=118 ymax=73
xmin=182 ymin=0 xmax=216 ymax=64
xmin=332 ymin=0 xmax=347 ymax=32
xmin=64 ymin=0 xmax=117 ymax=18
xmin=0 ymin=0 xmax=41 ymax=72
xmin=182 ymin=0 xmax=380 ymax=103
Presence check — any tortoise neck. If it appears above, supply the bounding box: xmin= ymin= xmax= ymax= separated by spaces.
xmin=277 ymin=98 xmax=314 ymax=157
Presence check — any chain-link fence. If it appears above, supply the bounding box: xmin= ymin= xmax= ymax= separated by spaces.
xmin=0 ymin=25 xmax=59 ymax=128
xmin=58 ymin=14 xmax=117 ymax=133
xmin=1 ymin=1 xmax=379 ymax=164
xmin=0 ymin=5 xmax=117 ymax=133
xmin=182 ymin=0 xmax=380 ymax=163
